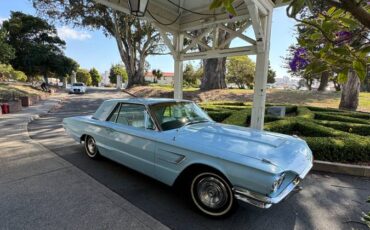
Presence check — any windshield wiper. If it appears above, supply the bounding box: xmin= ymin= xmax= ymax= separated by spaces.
xmin=184 ymin=119 xmax=210 ymax=126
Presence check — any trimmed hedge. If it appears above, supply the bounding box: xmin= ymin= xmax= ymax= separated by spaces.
xmin=201 ymin=102 xmax=370 ymax=163
xmin=304 ymin=135 xmax=370 ymax=162
xmin=207 ymin=111 xmax=232 ymax=122
xmin=296 ymin=107 xmax=315 ymax=119
xmin=314 ymin=120 xmax=370 ymax=136
xmin=314 ymin=112 xmax=370 ymax=124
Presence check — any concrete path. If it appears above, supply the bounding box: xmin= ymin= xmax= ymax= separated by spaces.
xmin=0 ymin=98 xmax=168 ymax=230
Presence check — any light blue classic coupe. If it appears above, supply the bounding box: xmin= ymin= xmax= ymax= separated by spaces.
xmin=63 ymin=98 xmax=313 ymax=217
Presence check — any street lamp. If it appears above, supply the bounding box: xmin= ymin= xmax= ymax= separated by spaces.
xmin=128 ymin=0 xmax=149 ymax=17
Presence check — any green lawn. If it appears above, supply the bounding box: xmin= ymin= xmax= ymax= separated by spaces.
xmin=130 ymin=86 xmax=370 ymax=112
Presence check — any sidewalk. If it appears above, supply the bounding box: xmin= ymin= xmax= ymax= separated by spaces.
xmin=0 ymin=99 xmax=169 ymax=230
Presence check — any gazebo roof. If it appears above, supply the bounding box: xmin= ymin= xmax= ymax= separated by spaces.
xmin=96 ymin=0 xmax=284 ymax=32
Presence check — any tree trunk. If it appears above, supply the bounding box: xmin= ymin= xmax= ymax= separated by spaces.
xmin=339 ymin=70 xmax=360 ymax=111
xmin=333 ymin=80 xmax=341 ymax=91
xmin=198 ymin=23 xmax=239 ymax=91
xmin=306 ymin=78 xmax=312 ymax=90
xmin=200 ymin=58 xmax=227 ymax=90
xmin=361 ymin=72 xmax=370 ymax=92
xmin=127 ymin=70 xmax=145 ymax=88
xmin=337 ymin=0 xmax=370 ymax=29
xmin=317 ymin=71 xmax=329 ymax=91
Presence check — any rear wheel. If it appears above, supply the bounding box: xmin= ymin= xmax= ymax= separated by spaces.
xmin=190 ymin=171 xmax=236 ymax=217
xmin=84 ymin=135 xmax=100 ymax=159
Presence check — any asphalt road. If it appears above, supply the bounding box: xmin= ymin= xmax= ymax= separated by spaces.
xmin=28 ymin=89 xmax=370 ymax=230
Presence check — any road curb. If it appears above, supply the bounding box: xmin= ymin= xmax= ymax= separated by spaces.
xmin=313 ymin=160 xmax=370 ymax=177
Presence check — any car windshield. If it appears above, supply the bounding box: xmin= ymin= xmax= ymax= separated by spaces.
xmin=73 ymin=83 xmax=84 ymax=86
xmin=150 ymin=102 xmax=212 ymax=131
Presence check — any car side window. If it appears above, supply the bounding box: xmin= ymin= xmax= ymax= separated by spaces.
xmin=107 ymin=104 xmax=121 ymax=123
xmin=111 ymin=103 xmax=154 ymax=130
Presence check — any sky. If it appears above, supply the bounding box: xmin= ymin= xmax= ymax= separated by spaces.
xmin=0 ymin=0 xmax=297 ymax=78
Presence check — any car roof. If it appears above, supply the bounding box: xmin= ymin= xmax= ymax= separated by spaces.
xmin=105 ymin=98 xmax=192 ymax=106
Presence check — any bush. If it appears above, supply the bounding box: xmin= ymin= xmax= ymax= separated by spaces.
xmin=314 ymin=112 xmax=370 ymax=124
xmin=314 ymin=120 xmax=370 ymax=136
xmin=264 ymin=119 xmax=298 ymax=134
xmin=304 ymin=135 xmax=370 ymax=163
xmin=207 ymin=111 xmax=232 ymax=122
xmin=296 ymin=107 xmax=315 ymax=119
xmin=223 ymin=109 xmax=251 ymax=126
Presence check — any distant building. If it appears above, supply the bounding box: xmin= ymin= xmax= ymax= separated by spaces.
xmin=273 ymin=76 xmax=300 ymax=89
xmin=100 ymin=71 xmax=110 ymax=86
xmin=145 ymin=71 xmax=173 ymax=85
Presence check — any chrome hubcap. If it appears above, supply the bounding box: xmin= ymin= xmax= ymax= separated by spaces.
xmin=87 ymin=138 xmax=96 ymax=154
xmin=197 ymin=176 xmax=228 ymax=209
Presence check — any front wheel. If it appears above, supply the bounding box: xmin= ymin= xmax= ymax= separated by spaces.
xmin=84 ymin=135 xmax=100 ymax=159
xmin=190 ymin=171 xmax=236 ymax=217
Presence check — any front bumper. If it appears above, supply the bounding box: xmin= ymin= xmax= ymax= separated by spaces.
xmin=233 ymin=177 xmax=301 ymax=209
xmin=69 ymin=88 xmax=85 ymax=94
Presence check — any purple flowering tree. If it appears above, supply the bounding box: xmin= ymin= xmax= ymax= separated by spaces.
xmin=286 ymin=6 xmax=369 ymax=110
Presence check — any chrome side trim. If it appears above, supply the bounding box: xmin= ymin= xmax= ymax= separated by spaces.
xmin=233 ymin=178 xmax=301 ymax=209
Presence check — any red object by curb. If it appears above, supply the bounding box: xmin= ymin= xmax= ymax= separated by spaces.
xmin=1 ymin=103 xmax=9 ymax=114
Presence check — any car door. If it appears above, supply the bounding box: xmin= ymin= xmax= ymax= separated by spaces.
xmin=105 ymin=103 xmax=157 ymax=176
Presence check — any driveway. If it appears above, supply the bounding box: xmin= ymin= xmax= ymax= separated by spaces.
xmin=28 ymin=89 xmax=370 ymax=230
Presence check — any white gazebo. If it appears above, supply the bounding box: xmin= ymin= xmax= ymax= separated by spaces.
xmin=95 ymin=0 xmax=285 ymax=130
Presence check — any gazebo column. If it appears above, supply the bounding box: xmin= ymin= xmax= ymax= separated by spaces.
xmin=173 ymin=33 xmax=184 ymax=99
xmin=249 ymin=4 xmax=273 ymax=130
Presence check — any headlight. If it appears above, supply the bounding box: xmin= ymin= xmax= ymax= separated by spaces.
xmin=271 ymin=173 xmax=285 ymax=193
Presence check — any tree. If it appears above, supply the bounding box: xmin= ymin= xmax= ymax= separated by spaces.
xmin=152 ymin=69 xmax=163 ymax=83
xmin=267 ymin=62 xmax=276 ymax=84
xmin=0 ymin=64 xmax=27 ymax=82
xmin=183 ymin=64 xmax=202 ymax=87
xmin=287 ymin=7 xmax=368 ymax=110
xmin=109 ymin=64 xmax=128 ymax=84
xmin=76 ymin=69 xmax=92 ymax=86
xmin=286 ymin=0 xmax=370 ymax=30
xmin=89 ymin=68 xmax=102 ymax=86
xmin=0 ymin=28 xmax=15 ymax=64
xmin=52 ymin=55 xmax=79 ymax=81
xmin=11 ymin=70 xmax=27 ymax=82
xmin=2 ymin=12 xmax=72 ymax=83
xmin=209 ymin=0 xmax=370 ymax=29
xmin=226 ymin=56 xmax=255 ymax=89
xmin=33 ymin=0 xmax=164 ymax=88
xmin=194 ymin=22 xmax=248 ymax=91
xmin=339 ymin=70 xmax=360 ymax=110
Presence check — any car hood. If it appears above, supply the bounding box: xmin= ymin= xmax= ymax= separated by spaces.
xmin=175 ymin=122 xmax=312 ymax=175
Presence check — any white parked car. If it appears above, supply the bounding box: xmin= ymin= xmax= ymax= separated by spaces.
xmin=69 ymin=83 xmax=86 ymax=94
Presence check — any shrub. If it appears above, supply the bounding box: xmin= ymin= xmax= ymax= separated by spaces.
xmin=294 ymin=120 xmax=344 ymax=137
xmin=314 ymin=120 xmax=370 ymax=136
xmin=264 ymin=119 xmax=298 ymax=134
xmin=296 ymin=107 xmax=315 ymax=119
xmin=223 ymin=109 xmax=251 ymax=126
xmin=314 ymin=112 xmax=370 ymax=124
xmin=304 ymin=135 xmax=370 ymax=163
xmin=207 ymin=111 xmax=232 ymax=122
